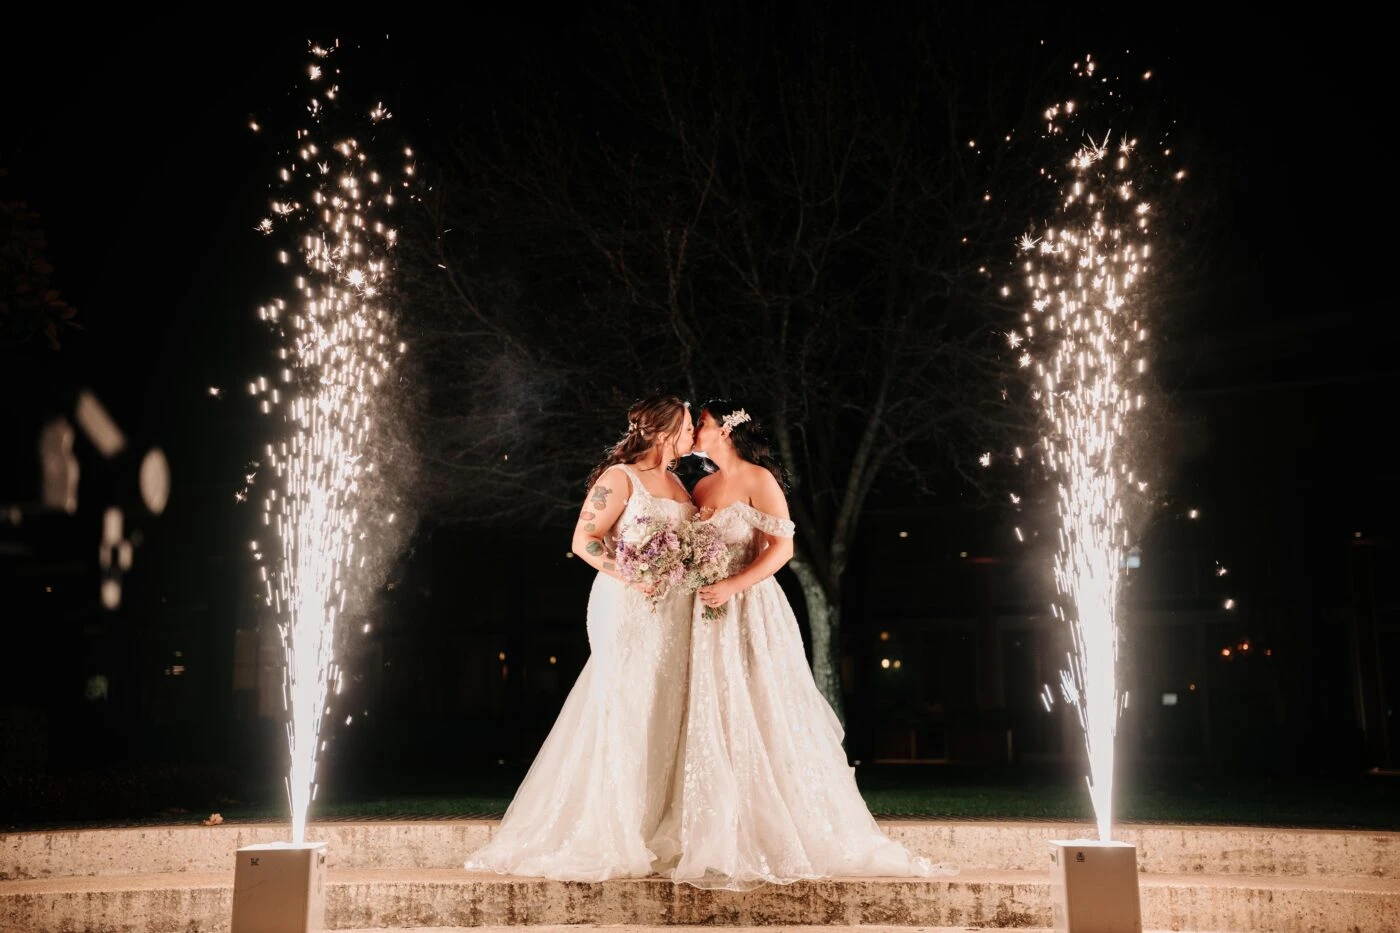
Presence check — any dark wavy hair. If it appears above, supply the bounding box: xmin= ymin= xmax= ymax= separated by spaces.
xmin=585 ymin=395 xmax=692 ymax=491
xmin=701 ymin=398 xmax=789 ymax=489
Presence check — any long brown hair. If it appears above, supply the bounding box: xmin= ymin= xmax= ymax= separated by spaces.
xmin=585 ymin=395 xmax=691 ymax=491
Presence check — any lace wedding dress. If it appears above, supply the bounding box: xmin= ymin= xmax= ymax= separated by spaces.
xmin=653 ymin=501 xmax=956 ymax=888
xmin=466 ymin=465 xmax=695 ymax=880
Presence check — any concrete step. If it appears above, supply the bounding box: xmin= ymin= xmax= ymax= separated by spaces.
xmin=333 ymin=928 xmax=1204 ymax=933
xmin=330 ymin=928 xmax=1124 ymax=933
xmin=4 ymin=819 xmax=1396 ymax=880
xmin=2 ymin=868 xmax=1395 ymax=933
xmin=327 ymin=924 xmax=1237 ymax=930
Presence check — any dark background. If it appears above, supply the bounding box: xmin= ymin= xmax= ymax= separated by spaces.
xmin=2 ymin=9 xmax=1396 ymax=823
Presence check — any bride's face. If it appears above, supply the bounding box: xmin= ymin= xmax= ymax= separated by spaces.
xmin=693 ymin=410 xmax=721 ymax=456
xmin=668 ymin=408 xmax=696 ymax=458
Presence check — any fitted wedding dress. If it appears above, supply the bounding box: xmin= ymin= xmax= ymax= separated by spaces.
xmin=466 ymin=465 xmax=695 ymax=880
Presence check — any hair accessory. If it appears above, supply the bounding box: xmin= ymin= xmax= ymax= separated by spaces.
xmin=719 ymin=409 xmax=751 ymax=438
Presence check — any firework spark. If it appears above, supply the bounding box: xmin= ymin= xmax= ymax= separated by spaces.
xmin=1018 ymin=113 xmax=1154 ymax=843
xmin=250 ymin=42 xmax=411 ymax=844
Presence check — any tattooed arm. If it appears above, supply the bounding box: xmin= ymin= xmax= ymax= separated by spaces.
xmin=570 ymin=466 xmax=633 ymax=584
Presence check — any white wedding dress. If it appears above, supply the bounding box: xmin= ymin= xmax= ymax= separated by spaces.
xmin=466 ymin=465 xmax=695 ymax=880
xmin=653 ymin=501 xmax=955 ymax=888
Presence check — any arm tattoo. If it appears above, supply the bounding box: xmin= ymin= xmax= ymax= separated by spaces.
xmin=580 ymin=510 xmax=596 ymax=521
xmin=603 ymin=561 xmax=615 ymax=571
xmin=585 ymin=540 xmax=603 ymax=557
xmin=590 ymin=485 xmax=611 ymax=510
xmin=584 ymin=523 xmax=596 ymax=532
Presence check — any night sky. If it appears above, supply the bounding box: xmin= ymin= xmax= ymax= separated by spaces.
xmin=11 ymin=19 xmax=1389 ymax=515
xmin=2 ymin=11 xmax=1394 ymax=777
xmin=6 ymin=15 xmax=1389 ymax=470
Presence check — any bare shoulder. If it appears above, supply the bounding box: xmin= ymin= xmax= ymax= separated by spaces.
xmin=597 ymin=464 xmax=632 ymax=490
xmin=692 ymin=471 xmax=721 ymax=495
xmin=743 ymin=463 xmax=787 ymax=508
xmin=742 ymin=461 xmax=782 ymax=492
xmin=589 ymin=465 xmax=632 ymax=506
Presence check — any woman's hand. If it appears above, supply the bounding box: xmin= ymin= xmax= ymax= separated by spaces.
xmin=698 ymin=577 xmax=742 ymax=609
xmin=630 ymin=580 xmax=656 ymax=597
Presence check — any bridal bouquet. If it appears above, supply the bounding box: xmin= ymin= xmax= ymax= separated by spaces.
xmin=614 ymin=514 xmax=687 ymax=607
xmin=679 ymin=518 xmax=741 ymax=621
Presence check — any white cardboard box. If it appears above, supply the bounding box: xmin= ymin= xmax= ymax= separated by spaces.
xmin=231 ymin=841 xmax=328 ymax=933
xmin=1048 ymin=839 xmax=1142 ymax=933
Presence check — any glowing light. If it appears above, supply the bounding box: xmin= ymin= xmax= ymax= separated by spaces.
xmin=898 ymin=530 xmax=910 ymax=538
xmin=1189 ymin=509 xmax=1199 ymax=519
xmin=1018 ymin=113 xmax=1156 ymax=842
xmin=1224 ymin=598 xmax=1235 ymax=610
xmin=255 ymin=44 xmax=412 ymax=845
xmin=880 ymin=658 xmax=891 ymax=669
xmin=879 ymin=631 xmax=890 ymax=642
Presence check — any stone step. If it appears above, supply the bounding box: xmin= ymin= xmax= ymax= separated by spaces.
xmin=329 ymin=928 xmax=1101 ymax=933
xmin=329 ymin=929 xmax=1237 ymax=933
xmin=334 ymin=928 xmax=1209 ymax=933
xmin=2 ymin=868 xmax=1395 ymax=933
xmin=333 ymin=928 xmax=1064 ymax=933
xmin=4 ymin=819 xmax=1395 ymax=880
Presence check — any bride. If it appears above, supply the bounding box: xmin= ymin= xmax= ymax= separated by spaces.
xmin=654 ymin=399 xmax=955 ymax=888
xmin=466 ymin=395 xmax=696 ymax=881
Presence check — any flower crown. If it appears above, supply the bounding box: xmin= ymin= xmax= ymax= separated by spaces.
xmin=719 ymin=408 xmax=752 ymax=438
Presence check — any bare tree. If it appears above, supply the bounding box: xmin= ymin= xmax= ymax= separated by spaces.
xmin=401 ymin=12 xmax=1199 ymax=720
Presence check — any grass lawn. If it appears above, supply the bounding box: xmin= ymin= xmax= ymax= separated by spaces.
xmin=199 ymin=766 xmax=1400 ymax=830
xmin=7 ymin=764 xmax=1397 ymax=831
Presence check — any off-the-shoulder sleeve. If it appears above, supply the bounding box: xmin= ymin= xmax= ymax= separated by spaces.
xmin=736 ymin=501 xmax=796 ymax=538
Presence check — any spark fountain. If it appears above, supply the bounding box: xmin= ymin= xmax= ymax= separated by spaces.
xmin=1012 ymin=58 xmax=1165 ymax=933
xmin=232 ymin=40 xmax=413 ymax=933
